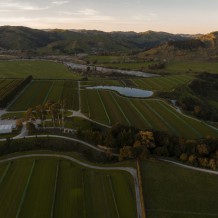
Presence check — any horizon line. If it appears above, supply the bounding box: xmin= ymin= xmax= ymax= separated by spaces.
xmin=0 ymin=25 xmax=216 ymax=35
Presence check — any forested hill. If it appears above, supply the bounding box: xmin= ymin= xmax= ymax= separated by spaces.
xmin=0 ymin=26 xmax=187 ymax=54
xmin=139 ymin=31 xmax=218 ymax=60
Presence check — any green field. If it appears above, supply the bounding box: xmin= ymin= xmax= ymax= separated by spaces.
xmin=8 ymin=80 xmax=79 ymax=111
xmin=86 ymin=55 xmax=126 ymax=63
xmin=0 ymin=60 xmax=80 ymax=79
xmin=165 ymin=61 xmax=218 ymax=74
xmin=82 ymin=75 xmax=193 ymax=92
xmin=90 ymin=58 xmax=218 ymax=75
xmin=81 ymin=89 xmax=218 ymax=138
xmin=140 ymin=160 xmax=218 ymax=218
xmin=98 ymin=62 xmax=156 ymax=71
xmin=0 ymin=157 xmax=137 ymax=218
xmin=133 ymin=75 xmax=193 ymax=91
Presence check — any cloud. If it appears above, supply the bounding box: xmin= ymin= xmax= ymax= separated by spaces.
xmin=60 ymin=8 xmax=114 ymax=21
xmin=52 ymin=1 xmax=69 ymax=6
xmin=0 ymin=1 xmax=50 ymax=12
xmin=132 ymin=13 xmax=158 ymax=21
xmin=79 ymin=8 xmax=98 ymax=16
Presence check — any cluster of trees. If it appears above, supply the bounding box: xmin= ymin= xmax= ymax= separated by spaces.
xmin=25 ymin=100 xmax=67 ymax=129
xmin=0 ymin=75 xmax=32 ymax=107
xmin=148 ymin=62 xmax=166 ymax=70
xmin=76 ymin=123 xmax=218 ymax=170
xmin=0 ymin=137 xmax=112 ymax=163
xmin=176 ymin=73 xmax=218 ymax=121
xmin=178 ymin=138 xmax=218 ymax=170
xmin=168 ymin=39 xmax=206 ymax=50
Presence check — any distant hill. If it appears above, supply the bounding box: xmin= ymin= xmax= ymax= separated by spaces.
xmin=0 ymin=26 xmax=188 ymax=55
xmin=139 ymin=31 xmax=218 ymax=60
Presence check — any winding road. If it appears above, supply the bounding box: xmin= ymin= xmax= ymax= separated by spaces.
xmin=0 ymin=153 xmax=142 ymax=218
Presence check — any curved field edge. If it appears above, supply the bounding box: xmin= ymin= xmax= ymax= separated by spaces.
xmin=0 ymin=154 xmax=138 ymax=218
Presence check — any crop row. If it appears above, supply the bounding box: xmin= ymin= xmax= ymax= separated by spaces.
xmin=132 ymin=75 xmax=193 ymax=91
xmin=0 ymin=158 xmax=137 ymax=218
xmin=81 ymin=89 xmax=218 ymax=139
xmin=8 ymin=80 xmax=79 ymax=111
xmin=61 ymin=81 xmax=79 ymax=110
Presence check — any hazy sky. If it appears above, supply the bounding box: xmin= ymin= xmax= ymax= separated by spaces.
xmin=0 ymin=0 xmax=218 ymax=33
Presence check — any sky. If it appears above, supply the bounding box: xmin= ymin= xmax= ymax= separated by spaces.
xmin=0 ymin=0 xmax=218 ymax=34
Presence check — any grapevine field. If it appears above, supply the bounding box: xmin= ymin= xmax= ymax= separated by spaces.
xmin=81 ymin=89 xmax=218 ymax=139
xmin=0 ymin=157 xmax=137 ymax=218
xmin=8 ymin=80 xmax=79 ymax=111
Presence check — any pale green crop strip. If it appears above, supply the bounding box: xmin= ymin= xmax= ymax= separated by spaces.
xmin=43 ymin=81 xmax=54 ymax=104
xmin=157 ymin=101 xmax=202 ymax=138
xmin=128 ymin=99 xmax=153 ymax=129
xmin=97 ymin=90 xmax=111 ymax=124
xmin=50 ymin=160 xmax=60 ymax=218
xmin=0 ymin=162 xmax=11 ymax=186
xmin=144 ymin=102 xmax=179 ymax=136
xmin=16 ymin=160 xmax=36 ymax=218
xmin=110 ymin=93 xmax=131 ymax=126
xmin=108 ymin=175 xmax=120 ymax=218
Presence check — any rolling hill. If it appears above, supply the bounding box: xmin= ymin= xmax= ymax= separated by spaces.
xmin=0 ymin=26 xmax=187 ymax=55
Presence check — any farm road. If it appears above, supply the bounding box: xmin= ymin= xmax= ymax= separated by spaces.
xmin=159 ymin=159 xmax=218 ymax=175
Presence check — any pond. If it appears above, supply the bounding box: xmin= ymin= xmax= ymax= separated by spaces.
xmin=86 ymin=86 xmax=153 ymax=98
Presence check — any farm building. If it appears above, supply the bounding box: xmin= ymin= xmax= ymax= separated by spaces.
xmin=0 ymin=125 xmax=14 ymax=134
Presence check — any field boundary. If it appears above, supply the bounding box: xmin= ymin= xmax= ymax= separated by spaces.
xmin=144 ymin=102 xmax=179 ymax=136
xmin=108 ymin=175 xmax=120 ymax=218
xmin=129 ymin=100 xmax=152 ymax=129
xmin=110 ymin=93 xmax=131 ymax=125
xmin=97 ymin=90 xmax=111 ymax=124
xmin=0 ymin=162 xmax=11 ymax=185
xmin=50 ymin=160 xmax=60 ymax=218
xmin=137 ymin=161 xmax=146 ymax=218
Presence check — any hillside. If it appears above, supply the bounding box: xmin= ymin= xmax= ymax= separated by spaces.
xmin=0 ymin=26 xmax=187 ymax=55
xmin=138 ymin=31 xmax=218 ymax=61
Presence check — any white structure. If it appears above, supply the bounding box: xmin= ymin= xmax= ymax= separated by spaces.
xmin=0 ymin=125 xmax=13 ymax=134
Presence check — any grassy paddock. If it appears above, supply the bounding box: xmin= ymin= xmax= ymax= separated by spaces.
xmin=0 ymin=60 xmax=80 ymax=79
xmin=165 ymin=61 xmax=218 ymax=74
xmin=140 ymin=159 xmax=218 ymax=218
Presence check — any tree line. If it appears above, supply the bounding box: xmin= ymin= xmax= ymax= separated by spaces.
xmin=0 ymin=75 xmax=32 ymax=107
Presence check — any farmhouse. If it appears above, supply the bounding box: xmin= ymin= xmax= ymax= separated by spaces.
xmin=0 ymin=124 xmax=14 ymax=134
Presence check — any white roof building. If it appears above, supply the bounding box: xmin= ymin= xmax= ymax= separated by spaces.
xmin=0 ymin=125 xmax=13 ymax=134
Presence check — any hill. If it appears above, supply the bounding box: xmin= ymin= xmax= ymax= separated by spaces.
xmin=139 ymin=31 xmax=218 ymax=61
xmin=0 ymin=26 xmax=187 ymax=55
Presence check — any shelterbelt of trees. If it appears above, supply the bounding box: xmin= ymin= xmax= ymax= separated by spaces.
xmin=0 ymin=75 xmax=32 ymax=107
xmin=78 ymin=123 xmax=218 ymax=170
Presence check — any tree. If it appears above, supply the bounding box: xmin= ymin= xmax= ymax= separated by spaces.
xmin=197 ymin=144 xmax=209 ymax=156
xmin=119 ymin=146 xmax=135 ymax=161
xmin=198 ymin=158 xmax=208 ymax=168
xmin=180 ymin=153 xmax=188 ymax=162
xmin=188 ymin=154 xmax=197 ymax=165
xmin=25 ymin=108 xmax=34 ymax=121
xmin=16 ymin=119 xmax=23 ymax=129
xmin=26 ymin=122 xmax=36 ymax=135
xmin=208 ymin=158 xmax=216 ymax=170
